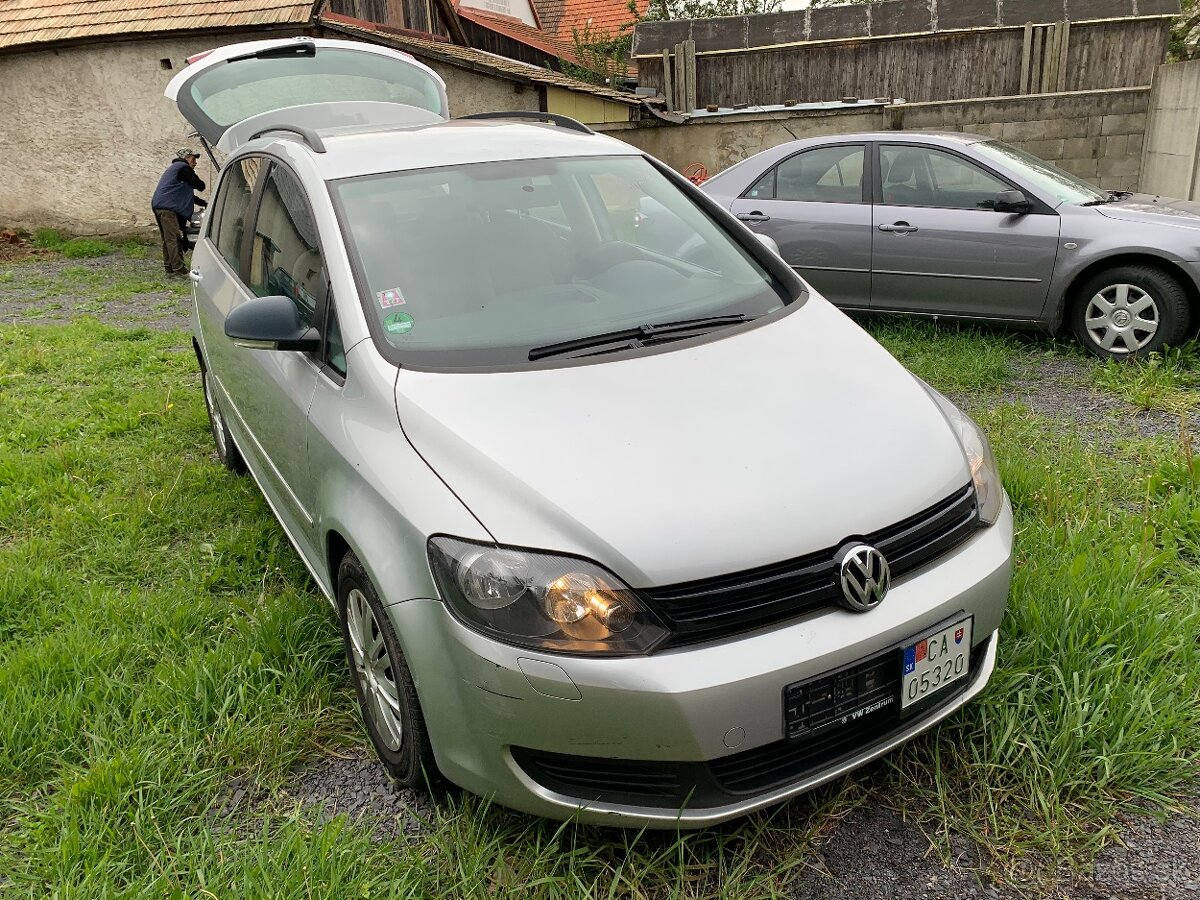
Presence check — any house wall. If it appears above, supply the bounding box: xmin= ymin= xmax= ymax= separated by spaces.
xmin=0 ymin=33 xmax=542 ymax=234
xmin=423 ymin=58 xmax=541 ymax=118
xmin=0 ymin=29 xmax=305 ymax=234
xmin=600 ymin=87 xmax=1150 ymax=192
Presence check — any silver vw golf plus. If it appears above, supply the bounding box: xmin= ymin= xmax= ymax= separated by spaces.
xmin=169 ymin=37 xmax=1012 ymax=828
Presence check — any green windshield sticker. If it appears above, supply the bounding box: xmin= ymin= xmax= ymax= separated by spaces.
xmin=384 ymin=311 xmax=414 ymax=335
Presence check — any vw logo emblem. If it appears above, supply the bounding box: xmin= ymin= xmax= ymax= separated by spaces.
xmin=835 ymin=543 xmax=890 ymax=612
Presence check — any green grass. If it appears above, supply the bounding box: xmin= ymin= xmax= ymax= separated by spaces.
xmin=24 ymin=228 xmax=113 ymax=259
xmin=1 ymin=317 xmax=1199 ymax=895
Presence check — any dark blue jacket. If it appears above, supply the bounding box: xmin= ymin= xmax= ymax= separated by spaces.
xmin=151 ymin=159 xmax=205 ymax=219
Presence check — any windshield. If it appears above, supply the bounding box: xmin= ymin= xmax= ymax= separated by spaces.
xmin=974 ymin=140 xmax=1106 ymax=205
xmin=335 ymin=155 xmax=794 ymax=368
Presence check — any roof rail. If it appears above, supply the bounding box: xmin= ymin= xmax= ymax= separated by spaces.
xmin=247 ymin=124 xmax=327 ymax=153
xmin=454 ymin=111 xmax=594 ymax=134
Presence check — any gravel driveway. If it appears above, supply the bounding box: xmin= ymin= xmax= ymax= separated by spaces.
xmin=6 ymin=252 xmax=1197 ymax=898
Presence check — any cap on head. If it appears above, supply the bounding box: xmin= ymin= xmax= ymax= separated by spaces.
xmin=176 ymin=147 xmax=199 ymax=160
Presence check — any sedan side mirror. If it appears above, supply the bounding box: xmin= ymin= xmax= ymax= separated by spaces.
xmin=754 ymin=232 xmax=781 ymax=256
xmin=225 ymin=295 xmax=320 ymax=351
xmin=994 ymin=190 xmax=1033 ymax=214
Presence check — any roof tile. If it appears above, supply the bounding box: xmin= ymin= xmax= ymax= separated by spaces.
xmin=0 ymin=0 xmax=312 ymax=50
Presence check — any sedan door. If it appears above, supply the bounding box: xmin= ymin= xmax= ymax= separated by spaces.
xmin=871 ymin=143 xmax=1060 ymax=320
xmin=729 ymin=144 xmax=871 ymax=309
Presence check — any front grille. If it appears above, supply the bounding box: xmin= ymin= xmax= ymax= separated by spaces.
xmin=511 ymin=635 xmax=991 ymax=810
xmin=641 ymin=484 xmax=977 ymax=647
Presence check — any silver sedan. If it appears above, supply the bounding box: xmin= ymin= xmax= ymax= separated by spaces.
xmin=701 ymin=132 xmax=1200 ymax=358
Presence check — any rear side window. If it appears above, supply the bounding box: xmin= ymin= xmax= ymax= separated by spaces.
xmin=209 ymin=157 xmax=262 ymax=276
xmin=247 ymin=164 xmax=324 ymax=327
xmin=745 ymin=146 xmax=864 ymax=203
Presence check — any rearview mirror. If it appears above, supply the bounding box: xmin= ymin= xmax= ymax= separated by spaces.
xmin=225 ymin=295 xmax=320 ymax=351
xmin=994 ymin=190 xmax=1032 ymax=214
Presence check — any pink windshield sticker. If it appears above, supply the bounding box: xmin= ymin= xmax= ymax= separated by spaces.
xmin=377 ymin=288 xmax=406 ymax=308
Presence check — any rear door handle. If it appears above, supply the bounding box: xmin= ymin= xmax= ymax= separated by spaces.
xmin=878 ymin=222 xmax=918 ymax=234
xmin=736 ymin=212 xmax=771 ymax=224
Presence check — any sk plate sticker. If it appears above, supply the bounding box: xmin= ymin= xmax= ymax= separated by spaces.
xmin=384 ymin=311 xmax=414 ymax=335
xmin=377 ymin=288 xmax=405 ymax=309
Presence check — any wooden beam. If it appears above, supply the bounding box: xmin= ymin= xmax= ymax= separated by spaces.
xmin=1057 ymin=20 xmax=1071 ymax=91
xmin=1029 ymin=25 xmax=1043 ymax=93
xmin=1019 ymin=22 xmax=1033 ymax=94
xmin=662 ymin=47 xmax=674 ymax=111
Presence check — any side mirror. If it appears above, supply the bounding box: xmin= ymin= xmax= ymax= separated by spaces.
xmin=994 ymin=189 xmax=1032 ymax=214
xmin=225 ymin=295 xmax=320 ymax=351
xmin=754 ymin=232 xmax=781 ymax=256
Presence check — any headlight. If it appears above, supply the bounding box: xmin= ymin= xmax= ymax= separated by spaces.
xmin=427 ymin=537 xmax=669 ymax=655
xmin=921 ymin=382 xmax=1004 ymax=526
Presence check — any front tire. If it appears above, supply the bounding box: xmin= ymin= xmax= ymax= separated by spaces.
xmin=1070 ymin=265 xmax=1190 ymax=359
xmin=337 ymin=552 xmax=436 ymax=787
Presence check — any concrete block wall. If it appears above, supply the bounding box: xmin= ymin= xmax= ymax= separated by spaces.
xmin=600 ymin=87 xmax=1150 ymax=193
xmin=892 ymin=89 xmax=1150 ymax=191
xmin=1141 ymin=59 xmax=1200 ymax=200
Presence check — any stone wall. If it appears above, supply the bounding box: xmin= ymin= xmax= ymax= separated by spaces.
xmin=599 ymin=87 xmax=1150 ymax=192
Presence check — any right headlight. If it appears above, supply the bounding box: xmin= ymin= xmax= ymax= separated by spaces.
xmin=920 ymin=381 xmax=1004 ymax=526
xmin=427 ymin=537 xmax=669 ymax=656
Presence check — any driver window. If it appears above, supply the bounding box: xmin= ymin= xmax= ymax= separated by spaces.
xmin=247 ymin=164 xmax=325 ymax=328
xmin=881 ymin=145 xmax=1010 ymax=210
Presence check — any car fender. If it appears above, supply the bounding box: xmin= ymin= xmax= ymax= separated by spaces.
xmin=1043 ymin=235 xmax=1200 ymax=330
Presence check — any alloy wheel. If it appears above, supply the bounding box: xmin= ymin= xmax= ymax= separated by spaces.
xmin=1083 ymin=283 xmax=1159 ymax=354
xmin=345 ymin=587 xmax=405 ymax=751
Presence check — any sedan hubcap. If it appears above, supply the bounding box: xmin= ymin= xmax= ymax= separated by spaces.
xmin=203 ymin=371 xmax=227 ymax=459
xmin=1084 ymin=283 xmax=1158 ymax=354
xmin=346 ymin=588 xmax=404 ymax=751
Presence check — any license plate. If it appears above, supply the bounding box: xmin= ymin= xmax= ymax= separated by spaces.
xmin=901 ymin=617 xmax=972 ymax=709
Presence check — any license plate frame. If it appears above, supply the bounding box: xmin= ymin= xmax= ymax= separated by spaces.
xmin=900 ymin=616 xmax=973 ymax=710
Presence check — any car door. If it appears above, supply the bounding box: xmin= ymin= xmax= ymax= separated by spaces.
xmin=728 ymin=143 xmax=871 ymax=309
xmin=197 ymin=158 xmax=327 ymax=546
xmin=871 ymin=143 xmax=1060 ymax=320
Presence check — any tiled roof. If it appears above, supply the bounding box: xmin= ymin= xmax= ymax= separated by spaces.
xmin=554 ymin=0 xmax=643 ymax=43
xmin=0 ymin=0 xmax=314 ymax=51
xmin=319 ymin=13 xmax=656 ymax=104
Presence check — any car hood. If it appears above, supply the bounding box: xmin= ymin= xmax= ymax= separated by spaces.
xmin=1095 ymin=194 xmax=1200 ymax=231
xmin=394 ymin=297 xmax=971 ymax=587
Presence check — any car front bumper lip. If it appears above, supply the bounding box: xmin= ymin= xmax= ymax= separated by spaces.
xmin=392 ymin=499 xmax=1012 ymax=828
xmin=501 ymin=629 xmax=998 ymax=827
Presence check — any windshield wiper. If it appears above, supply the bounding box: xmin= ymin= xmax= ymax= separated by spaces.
xmin=1080 ymin=190 xmax=1132 ymax=206
xmin=528 ymin=314 xmax=758 ymax=361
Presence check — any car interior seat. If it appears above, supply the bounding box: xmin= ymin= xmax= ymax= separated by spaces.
xmin=882 ymin=151 xmax=934 ymax=206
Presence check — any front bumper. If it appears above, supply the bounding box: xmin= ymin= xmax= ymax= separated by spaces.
xmin=391 ymin=499 xmax=1013 ymax=828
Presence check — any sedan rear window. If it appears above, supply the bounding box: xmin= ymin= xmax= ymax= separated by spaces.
xmin=335 ymin=156 xmax=793 ymax=368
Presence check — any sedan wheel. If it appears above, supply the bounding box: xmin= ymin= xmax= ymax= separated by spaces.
xmin=337 ymin=552 xmax=437 ymax=786
xmin=1071 ymin=265 xmax=1190 ymax=359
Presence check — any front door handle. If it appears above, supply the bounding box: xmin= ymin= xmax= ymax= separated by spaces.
xmin=736 ymin=212 xmax=771 ymax=224
xmin=188 ymin=269 xmax=204 ymax=283
xmin=878 ymin=222 xmax=918 ymax=234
